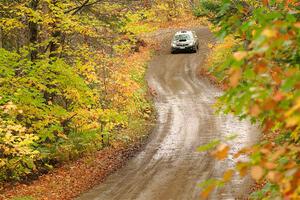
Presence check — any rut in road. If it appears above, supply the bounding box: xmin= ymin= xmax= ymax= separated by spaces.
xmin=77 ymin=27 xmax=260 ymax=200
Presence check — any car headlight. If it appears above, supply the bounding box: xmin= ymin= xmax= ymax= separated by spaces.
xmin=171 ymin=42 xmax=177 ymax=47
xmin=188 ymin=41 xmax=195 ymax=46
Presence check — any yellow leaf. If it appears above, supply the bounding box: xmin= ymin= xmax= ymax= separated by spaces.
xmin=291 ymin=131 xmax=299 ymax=141
xmin=286 ymin=116 xmax=300 ymax=128
xmin=207 ymin=43 xmax=214 ymax=49
xmin=262 ymin=28 xmax=277 ymax=38
xmin=285 ymin=98 xmax=300 ymax=117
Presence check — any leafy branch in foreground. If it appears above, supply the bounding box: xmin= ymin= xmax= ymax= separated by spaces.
xmin=196 ymin=0 xmax=300 ymax=199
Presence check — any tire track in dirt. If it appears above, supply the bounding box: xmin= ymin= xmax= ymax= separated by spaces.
xmin=77 ymin=27 xmax=260 ymax=200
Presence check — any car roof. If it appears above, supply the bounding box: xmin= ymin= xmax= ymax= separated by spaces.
xmin=174 ymin=30 xmax=193 ymax=35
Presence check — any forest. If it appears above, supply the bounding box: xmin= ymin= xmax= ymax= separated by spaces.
xmin=0 ymin=0 xmax=189 ymax=182
xmin=1 ymin=0 xmax=300 ymax=199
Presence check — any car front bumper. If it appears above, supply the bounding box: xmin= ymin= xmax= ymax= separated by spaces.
xmin=171 ymin=45 xmax=196 ymax=51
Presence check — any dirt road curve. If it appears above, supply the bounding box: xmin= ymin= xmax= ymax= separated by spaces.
xmin=77 ymin=27 xmax=260 ymax=200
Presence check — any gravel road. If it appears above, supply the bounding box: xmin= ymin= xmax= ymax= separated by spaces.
xmin=77 ymin=27 xmax=260 ymax=200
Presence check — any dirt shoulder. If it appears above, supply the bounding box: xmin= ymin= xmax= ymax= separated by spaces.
xmin=1 ymin=143 xmax=145 ymax=200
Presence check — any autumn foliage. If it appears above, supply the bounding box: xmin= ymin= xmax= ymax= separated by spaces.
xmin=196 ymin=0 xmax=300 ymax=199
xmin=0 ymin=0 xmax=155 ymax=184
xmin=0 ymin=0 xmax=194 ymax=188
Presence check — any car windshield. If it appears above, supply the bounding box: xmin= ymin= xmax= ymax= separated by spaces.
xmin=174 ymin=34 xmax=191 ymax=41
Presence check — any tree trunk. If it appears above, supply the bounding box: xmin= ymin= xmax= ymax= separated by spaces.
xmin=49 ymin=0 xmax=62 ymax=58
xmin=29 ymin=0 xmax=39 ymax=61
xmin=0 ymin=28 xmax=3 ymax=49
xmin=49 ymin=30 xmax=62 ymax=58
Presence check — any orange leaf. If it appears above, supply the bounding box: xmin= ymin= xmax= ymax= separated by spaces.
xmin=285 ymin=161 xmax=297 ymax=170
xmin=229 ymin=68 xmax=242 ymax=87
xmin=57 ymin=132 xmax=68 ymax=140
xmin=295 ymin=82 xmax=300 ymax=89
xmin=263 ymin=162 xmax=277 ymax=170
xmin=282 ymin=180 xmax=292 ymax=194
xmin=271 ymin=71 xmax=282 ymax=84
xmin=266 ymin=171 xmax=281 ymax=183
xmin=200 ymin=185 xmax=215 ymax=199
xmin=236 ymin=162 xmax=248 ymax=177
xmin=249 ymin=104 xmax=261 ymax=117
xmin=262 ymin=0 xmax=269 ymax=6
xmin=285 ymin=68 xmax=297 ymax=77
xmin=233 ymin=147 xmax=249 ymax=158
xmin=260 ymin=148 xmax=272 ymax=155
xmin=223 ymin=169 xmax=234 ymax=182
xmin=233 ymin=152 xmax=242 ymax=159
xmin=273 ymin=91 xmax=284 ymax=102
xmin=294 ymin=22 xmax=300 ymax=28
xmin=270 ymin=147 xmax=286 ymax=161
xmin=263 ymin=119 xmax=274 ymax=133
xmin=266 ymin=171 xmax=276 ymax=182
xmin=263 ymin=98 xmax=277 ymax=110
xmin=250 ymin=166 xmax=264 ymax=181
xmin=272 ymin=66 xmax=282 ymax=73
xmin=254 ymin=62 xmax=268 ymax=74
xmin=211 ymin=144 xmax=230 ymax=160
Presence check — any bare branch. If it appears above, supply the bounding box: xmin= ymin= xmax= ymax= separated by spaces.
xmin=64 ymin=0 xmax=104 ymax=15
